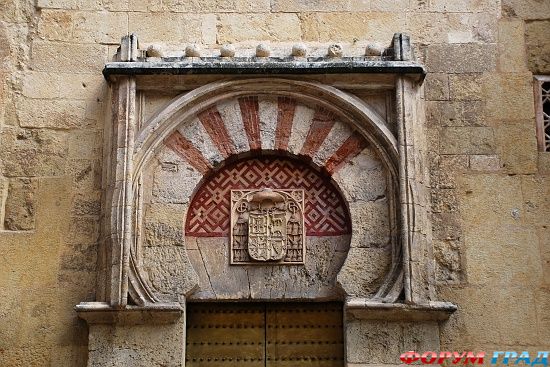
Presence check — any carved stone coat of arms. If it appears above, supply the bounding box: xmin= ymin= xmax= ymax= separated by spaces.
xmin=230 ymin=189 xmax=305 ymax=264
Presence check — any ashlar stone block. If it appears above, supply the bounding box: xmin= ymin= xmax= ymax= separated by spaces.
xmin=217 ymin=13 xmax=301 ymax=43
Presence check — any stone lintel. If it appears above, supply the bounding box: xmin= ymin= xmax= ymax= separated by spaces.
xmin=102 ymin=59 xmax=426 ymax=82
xmin=75 ymin=302 xmax=183 ymax=325
xmin=345 ymin=299 xmax=457 ymax=322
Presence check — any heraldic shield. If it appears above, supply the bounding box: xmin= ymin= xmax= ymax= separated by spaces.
xmin=230 ymin=189 xmax=305 ymax=264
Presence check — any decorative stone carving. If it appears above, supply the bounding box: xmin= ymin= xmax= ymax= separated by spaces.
xmin=230 ymin=189 xmax=305 ymax=264
xmin=146 ymin=44 xmax=164 ymax=58
xmin=365 ymin=43 xmax=385 ymax=57
xmin=220 ymin=43 xmax=236 ymax=57
xmin=256 ymin=43 xmax=271 ymax=57
xmin=185 ymin=44 xmax=201 ymax=57
xmin=327 ymin=44 xmax=343 ymax=57
xmin=292 ymin=43 xmax=308 ymax=57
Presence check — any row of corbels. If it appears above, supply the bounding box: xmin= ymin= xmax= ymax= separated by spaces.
xmin=146 ymin=42 xmax=387 ymax=58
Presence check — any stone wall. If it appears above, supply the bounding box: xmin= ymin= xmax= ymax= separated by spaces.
xmin=0 ymin=0 xmax=549 ymax=366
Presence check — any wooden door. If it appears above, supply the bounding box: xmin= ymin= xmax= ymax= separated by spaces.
xmin=186 ymin=303 xmax=344 ymax=367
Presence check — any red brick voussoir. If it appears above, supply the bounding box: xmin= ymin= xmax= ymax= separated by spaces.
xmin=198 ymin=106 xmax=236 ymax=158
xmin=165 ymin=130 xmax=212 ymax=175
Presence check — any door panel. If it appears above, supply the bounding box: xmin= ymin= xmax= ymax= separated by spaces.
xmin=186 ymin=303 xmax=265 ymax=367
xmin=186 ymin=302 xmax=344 ymax=367
xmin=265 ymin=303 xmax=344 ymax=367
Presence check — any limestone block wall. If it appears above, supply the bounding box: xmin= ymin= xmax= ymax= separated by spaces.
xmin=0 ymin=0 xmax=548 ymax=366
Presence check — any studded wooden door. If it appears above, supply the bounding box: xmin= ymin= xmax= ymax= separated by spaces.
xmin=186 ymin=303 xmax=344 ymax=367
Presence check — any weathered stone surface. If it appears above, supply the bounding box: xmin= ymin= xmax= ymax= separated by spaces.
xmin=439 ymin=285 xmax=539 ymax=346
xmin=16 ymin=98 xmax=91 ymax=129
xmin=258 ymin=97 xmax=278 ymax=149
xmin=337 ymin=247 xmax=391 ymax=297
xmin=187 ymin=236 xmax=350 ymax=300
xmin=432 ymin=212 xmax=462 ymax=241
xmin=0 ymin=127 xmax=68 ymax=177
xmin=272 ymin=0 xmax=349 ymax=12
xmin=426 ymin=44 xmax=497 ymax=73
xmin=484 ymin=73 xmax=535 ymax=121
xmin=88 ymin=321 xmax=185 ymax=367
xmin=31 ymin=41 xmax=107 ymax=73
xmin=457 ymin=174 xmax=524 ymax=230
xmin=447 ymin=12 xmax=497 ymax=43
xmin=128 ymin=13 xmax=211 ymax=44
xmin=346 ymin=320 xmax=439 ymax=364
xmin=426 ymin=100 xmax=486 ymax=127
xmin=217 ymin=13 xmax=301 ymax=42
xmin=142 ymin=203 xmax=187 ymax=247
xmin=539 ymin=152 xmax=550 ymax=174
xmin=59 ymin=242 xmax=97 ymax=271
xmin=405 ymin=11 xmax=448 ymax=44
xmin=145 ymin=221 xmax=184 ymax=248
xmin=37 ymin=0 xmax=101 ymax=10
xmin=349 ymin=200 xmax=390 ymax=247
xmin=494 ymin=122 xmax=538 ymax=174
xmin=431 ymin=188 xmax=459 ymax=213
xmin=151 ymin=150 xmax=202 ymax=204
xmin=424 ymin=73 xmax=449 ymax=101
xmin=351 ymin=0 xmax=410 ymax=11
xmin=448 ymin=73 xmax=483 ymax=101
xmin=521 ymin=176 xmax=550 ymax=227
xmin=498 ymin=19 xmax=528 ymax=73
xmin=39 ymin=10 xmax=128 ymax=44
xmin=431 ymin=154 xmax=469 ymax=189
xmin=66 ymin=159 xmax=101 ymax=190
xmin=287 ymin=104 xmax=315 ymax=154
xmin=430 ymin=0 xmax=499 ymax=13
xmin=3 ymin=178 xmax=37 ymax=230
xmin=217 ymin=98 xmax=249 ymax=153
xmin=299 ymin=12 xmax=320 ymax=41
xmin=156 ymin=0 xmax=270 ymax=13
xmin=68 ymin=130 xmax=102 ymax=158
xmin=314 ymin=12 xmax=405 ymax=42
xmin=502 ymin=0 xmax=550 ymax=20
xmin=178 ymin=117 xmax=224 ymax=166
xmin=21 ymin=72 xmax=59 ymax=99
xmin=525 ymin=20 xmax=550 ymax=74
xmin=59 ymin=74 xmax=106 ymax=101
xmin=332 ymin=147 xmax=387 ymax=202
xmin=440 ymin=127 xmax=495 ymax=154
xmin=535 ymin=288 xmax=550 ymax=343
xmin=70 ymin=197 xmax=100 ymax=232
xmin=469 ymin=154 xmax=500 ymax=171
xmin=465 ymin=223 xmax=541 ymax=287
xmin=65 ymin=216 xmax=99 ymax=245
xmin=143 ymin=246 xmax=197 ymax=297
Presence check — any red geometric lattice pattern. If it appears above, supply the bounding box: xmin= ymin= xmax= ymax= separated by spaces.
xmin=185 ymin=157 xmax=351 ymax=237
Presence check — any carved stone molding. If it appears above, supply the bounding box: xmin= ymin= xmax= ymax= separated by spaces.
xmin=345 ymin=298 xmax=457 ymax=322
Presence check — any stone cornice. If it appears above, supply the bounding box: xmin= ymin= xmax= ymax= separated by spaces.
xmin=102 ymin=58 xmax=426 ymax=81
xmin=75 ymin=302 xmax=183 ymax=325
xmin=345 ymin=298 xmax=458 ymax=322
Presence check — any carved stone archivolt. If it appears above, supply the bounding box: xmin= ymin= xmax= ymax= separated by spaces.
xmin=230 ymin=189 xmax=305 ymax=264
